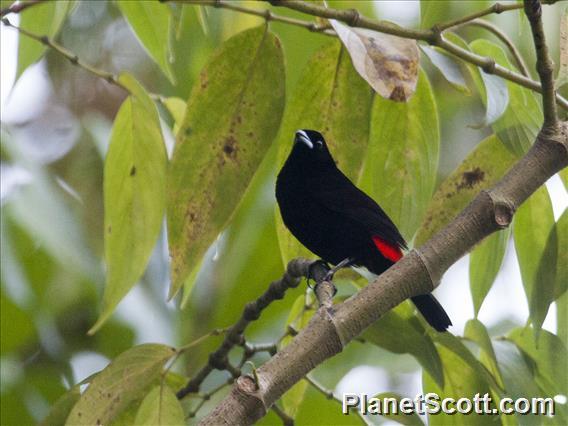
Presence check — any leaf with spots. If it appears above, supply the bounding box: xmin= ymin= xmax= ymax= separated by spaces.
xmin=330 ymin=20 xmax=419 ymax=101
xmin=65 ymin=344 xmax=176 ymax=425
xmin=167 ymin=26 xmax=285 ymax=299
xmin=359 ymin=69 xmax=439 ymax=241
xmin=90 ymin=74 xmax=167 ymax=334
xmin=415 ymin=134 xmax=517 ymax=246
xmin=275 ymin=40 xmax=373 ymax=263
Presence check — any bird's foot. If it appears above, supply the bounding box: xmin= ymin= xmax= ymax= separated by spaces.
xmin=307 ymin=260 xmax=330 ymax=289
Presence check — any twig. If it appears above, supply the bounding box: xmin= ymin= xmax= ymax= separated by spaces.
xmin=187 ymin=379 xmax=232 ymax=419
xmin=265 ymin=0 xmax=568 ymax=110
xmin=437 ymin=0 xmax=557 ymax=31
xmin=0 ymin=0 xmax=43 ymax=17
xmin=176 ymin=258 xmax=315 ymax=399
xmin=168 ymin=0 xmax=335 ymax=36
xmin=457 ymin=19 xmax=530 ymax=77
xmin=271 ymin=403 xmax=294 ymax=426
xmin=0 ymin=17 xmax=129 ymax=93
xmin=436 ymin=2 xmax=523 ymax=31
xmin=524 ymin=0 xmax=558 ymax=127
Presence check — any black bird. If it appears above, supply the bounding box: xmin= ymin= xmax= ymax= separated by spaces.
xmin=276 ymin=129 xmax=451 ymax=332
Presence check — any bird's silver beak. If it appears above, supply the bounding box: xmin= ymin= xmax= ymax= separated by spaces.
xmin=295 ymin=130 xmax=313 ymax=149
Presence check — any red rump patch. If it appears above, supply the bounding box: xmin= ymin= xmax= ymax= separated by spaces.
xmin=372 ymin=236 xmax=403 ymax=262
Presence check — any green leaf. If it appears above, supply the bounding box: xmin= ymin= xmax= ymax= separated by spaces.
xmin=464 ymin=319 xmax=504 ymax=388
xmin=415 ymin=134 xmax=517 ymax=246
xmin=513 ymin=186 xmax=556 ymax=335
xmin=359 ymin=69 xmax=438 ymax=241
xmin=65 ymin=344 xmax=176 ymax=425
xmin=363 ymin=392 xmax=424 ymax=426
xmin=162 ymin=97 xmax=186 ymax=136
xmin=134 ymin=385 xmax=185 ymax=425
xmin=363 ymin=302 xmax=444 ymax=388
xmin=16 ymin=1 xmax=72 ymax=78
xmin=420 ymin=1 xmax=447 ymax=29
xmin=40 ymin=387 xmax=81 ymax=426
xmin=281 ymin=296 xmax=315 ymax=418
xmin=471 ymin=64 xmax=509 ymax=128
xmin=470 ymin=39 xmax=543 ymax=156
xmin=0 ymin=289 xmax=37 ymax=354
xmin=90 ymin=74 xmax=167 ymax=334
xmin=423 ymin=340 xmax=496 ymax=426
xmin=117 ymin=1 xmax=176 ymax=83
xmin=553 ymin=209 xmax=567 ymax=299
xmin=508 ymin=328 xmax=568 ymax=420
xmin=421 ymin=45 xmax=470 ymax=94
xmin=469 ymin=228 xmax=510 ymax=316
xmin=433 ymin=332 xmax=502 ymax=393
xmin=492 ymin=340 xmax=546 ymax=426
xmin=557 ymin=291 xmax=568 ymax=346
xmin=168 ymin=25 xmax=285 ymax=299
xmin=275 ymin=40 xmax=372 ymax=263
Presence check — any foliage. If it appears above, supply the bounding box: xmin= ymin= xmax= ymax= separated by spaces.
xmin=1 ymin=1 xmax=566 ymax=425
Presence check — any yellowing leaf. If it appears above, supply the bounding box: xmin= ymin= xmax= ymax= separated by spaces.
xmin=275 ymin=40 xmax=372 ymax=263
xmin=167 ymin=26 xmax=285 ymax=299
xmin=134 ymin=385 xmax=185 ymax=425
xmin=330 ymin=20 xmax=419 ymax=101
xmin=90 ymin=74 xmax=167 ymax=334
xmin=415 ymin=135 xmax=517 ymax=246
xmin=66 ymin=344 xmax=176 ymax=425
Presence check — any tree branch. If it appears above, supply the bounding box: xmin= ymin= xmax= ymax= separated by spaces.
xmin=524 ymin=0 xmax=558 ymax=128
xmin=456 ymin=19 xmax=530 ymax=78
xmin=0 ymin=17 xmax=129 ymax=93
xmin=265 ymin=0 xmax=568 ymax=110
xmin=176 ymin=258 xmax=317 ymax=399
xmin=0 ymin=0 xmax=44 ymax=17
xmin=166 ymin=0 xmax=335 ymax=36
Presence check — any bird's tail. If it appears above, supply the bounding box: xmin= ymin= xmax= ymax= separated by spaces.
xmin=411 ymin=294 xmax=452 ymax=332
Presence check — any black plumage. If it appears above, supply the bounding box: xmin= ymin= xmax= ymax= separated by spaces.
xmin=276 ymin=129 xmax=451 ymax=331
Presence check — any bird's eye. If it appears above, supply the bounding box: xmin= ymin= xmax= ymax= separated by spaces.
xmin=316 ymin=141 xmax=323 ymax=149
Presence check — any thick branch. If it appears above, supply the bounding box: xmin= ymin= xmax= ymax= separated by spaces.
xmin=202 ymin=119 xmax=567 ymax=424
xmin=524 ymin=0 xmax=558 ymax=127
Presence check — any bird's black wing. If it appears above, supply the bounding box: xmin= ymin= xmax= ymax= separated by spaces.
xmin=308 ymin=170 xmax=407 ymax=250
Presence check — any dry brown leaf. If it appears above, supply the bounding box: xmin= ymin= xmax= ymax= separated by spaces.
xmin=330 ymin=20 xmax=419 ymax=101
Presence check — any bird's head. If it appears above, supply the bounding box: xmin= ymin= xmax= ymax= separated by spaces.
xmin=288 ymin=129 xmax=336 ymax=170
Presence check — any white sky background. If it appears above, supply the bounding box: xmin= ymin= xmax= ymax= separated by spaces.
xmin=1 ymin=0 xmax=567 ymax=396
